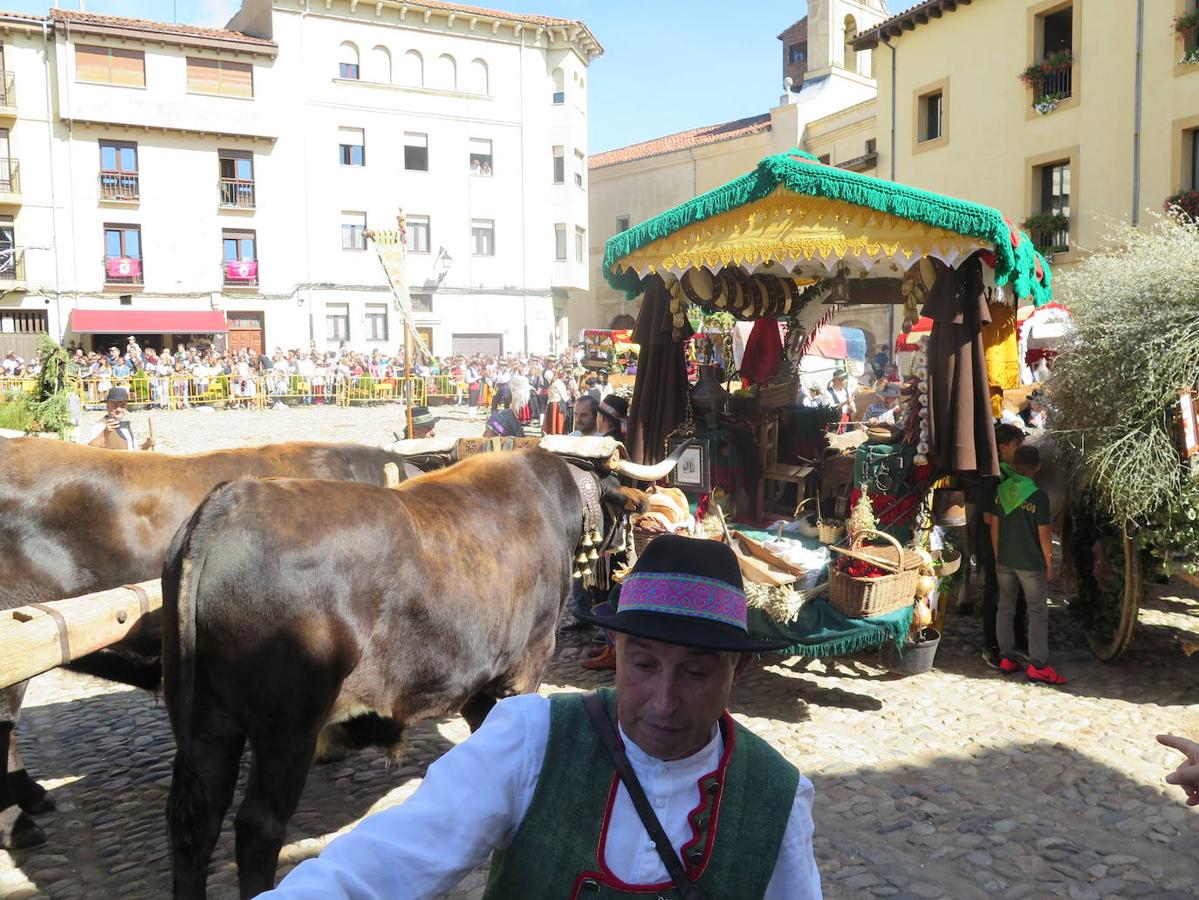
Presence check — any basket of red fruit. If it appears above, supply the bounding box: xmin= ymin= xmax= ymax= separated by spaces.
xmin=828 ymin=529 xmax=921 ymax=618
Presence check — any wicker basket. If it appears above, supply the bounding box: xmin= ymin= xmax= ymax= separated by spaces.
xmin=796 ymin=497 xmax=846 ymax=545
xmin=828 ymin=529 xmax=920 ymax=618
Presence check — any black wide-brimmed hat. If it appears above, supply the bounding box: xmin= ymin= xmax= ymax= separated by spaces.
xmin=105 ymin=387 xmax=130 ymax=403
xmin=410 ymin=405 xmax=438 ymax=428
xmin=577 ymin=534 xmax=791 ymax=652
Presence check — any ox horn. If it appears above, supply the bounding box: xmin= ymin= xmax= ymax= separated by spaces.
xmin=610 ymin=439 xmax=697 ymax=482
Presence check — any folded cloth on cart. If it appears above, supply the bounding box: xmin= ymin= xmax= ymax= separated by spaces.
xmin=747 ymin=597 xmax=915 ymax=659
xmin=737 ymin=526 xmax=829 ymax=591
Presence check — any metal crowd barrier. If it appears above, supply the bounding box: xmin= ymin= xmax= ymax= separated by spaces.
xmin=3 ymin=374 xmax=439 ymax=411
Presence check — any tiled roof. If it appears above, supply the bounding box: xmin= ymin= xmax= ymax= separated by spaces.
xmin=850 ymin=0 xmax=971 ymax=50
xmin=400 ymin=1 xmax=583 ymax=28
xmin=49 ymin=8 xmax=276 ymax=47
xmin=590 ymin=114 xmax=772 ymax=170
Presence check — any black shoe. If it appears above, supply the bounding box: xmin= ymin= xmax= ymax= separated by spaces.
xmin=981 ymin=648 xmax=1001 ymax=670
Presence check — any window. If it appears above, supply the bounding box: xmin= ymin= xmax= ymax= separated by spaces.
xmin=339 ymin=42 xmax=360 ymax=80
xmin=1191 ymin=128 xmax=1199 ymax=190
xmin=865 ymin=138 xmax=877 ymax=155
xmin=435 ymin=54 xmax=457 ymax=91
xmin=552 ymin=146 xmax=565 ymax=184
xmin=187 ymin=58 xmax=253 ymax=98
xmin=339 ymin=127 xmax=365 ymax=166
xmin=920 ymin=91 xmax=943 ymax=142
xmin=407 ymin=215 xmax=430 ymax=253
xmin=76 ymin=45 xmax=145 ymax=87
xmin=0 ymin=215 xmax=16 ymax=279
xmin=365 ymin=303 xmax=388 ymax=341
xmin=404 ymin=132 xmax=428 ymax=171
xmin=411 ymin=292 xmax=433 ymax=313
xmin=468 ymin=58 xmax=489 ymax=95
xmin=222 ymin=228 xmax=257 ymax=284
xmin=1033 ymin=159 xmax=1071 ymax=253
xmin=574 ymin=150 xmax=585 ymax=188
xmin=218 ymin=149 xmax=255 ymax=208
xmin=1031 ymin=6 xmax=1073 ymax=103
xmin=575 ymin=226 xmax=586 ymax=263
xmin=616 ymin=215 xmax=630 ymax=233
xmin=104 ymin=224 xmax=142 ymax=284
xmin=1042 ymin=6 xmax=1073 ymax=55
xmin=554 ymin=223 xmax=567 ymax=260
xmin=469 ymin=138 xmax=493 ymax=176
xmin=342 ymin=211 xmax=367 ymax=251
xmin=99 ymin=140 xmax=138 ymax=201
xmin=788 ymin=42 xmax=807 ymax=65
xmin=402 ymin=49 xmax=423 ymax=86
xmin=370 ymin=46 xmax=391 ymax=83
xmin=472 ymin=219 xmax=495 ymax=256
xmin=842 ymin=15 xmax=858 ymax=70
xmin=326 ymin=303 xmax=350 ymax=342
xmin=552 ymin=67 xmax=565 ymax=104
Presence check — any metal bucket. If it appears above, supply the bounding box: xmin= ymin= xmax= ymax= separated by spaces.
xmin=878 ymin=627 xmax=941 ymax=675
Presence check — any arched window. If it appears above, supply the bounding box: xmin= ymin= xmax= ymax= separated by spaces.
xmin=338 ymin=41 xmax=359 ymax=80
xmin=401 ymin=49 xmax=423 ymax=86
xmin=843 ymin=15 xmax=858 ymax=71
xmin=435 ymin=53 xmax=457 ymax=91
xmin=468 ymin=58 xmax=489 ymax=95
xmin=551 ymin=67 xmax=564 ymax=104
xmin=370 ymin=45 xmax=391 ymax=83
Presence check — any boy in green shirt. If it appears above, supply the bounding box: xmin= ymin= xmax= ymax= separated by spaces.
xmin=990 ymin=444 xmax=1066 ymax=684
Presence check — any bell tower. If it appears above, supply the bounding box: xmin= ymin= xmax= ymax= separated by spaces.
xmin=800 ymin=0 xmax=889 ymax=83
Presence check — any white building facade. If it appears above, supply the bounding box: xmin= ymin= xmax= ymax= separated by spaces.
xmin=0 ymin=1 xmax=600 ymax=359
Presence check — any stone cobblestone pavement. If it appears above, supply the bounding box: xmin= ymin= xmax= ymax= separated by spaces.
xmin=3 ymin=405 xmax=1199 ymax=899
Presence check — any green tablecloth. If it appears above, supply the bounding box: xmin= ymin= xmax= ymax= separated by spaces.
xmin=748 ymin=598 xmax=914 ymax=659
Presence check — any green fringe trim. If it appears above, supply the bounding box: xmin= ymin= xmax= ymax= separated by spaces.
xmin=603 ymin=147 xmax=1053 ymax=307
xmin=751 ymin=602 xmax=916 ymax=660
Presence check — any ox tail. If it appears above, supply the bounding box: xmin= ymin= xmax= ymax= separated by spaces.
xmin=161 ymin=490 xmax=220 ymax=875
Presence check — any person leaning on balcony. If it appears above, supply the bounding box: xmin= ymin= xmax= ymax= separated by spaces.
xmin=86 ymin=387 xmax=153 ymax=451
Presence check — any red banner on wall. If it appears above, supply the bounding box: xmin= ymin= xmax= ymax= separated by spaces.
xmin=105 ymin=256 xmax=140 ymax=279
xmin=225 ymin=259 xmax=258 ymax=281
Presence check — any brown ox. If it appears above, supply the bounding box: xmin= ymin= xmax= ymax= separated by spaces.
xmin=162 ymin=449 xmax=591 ymax=898
xmin=0 ymin=437 xmax=408 ymax=850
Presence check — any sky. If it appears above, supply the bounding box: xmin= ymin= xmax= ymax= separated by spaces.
xmin=5 ymin=0 xmax=810 ymax=153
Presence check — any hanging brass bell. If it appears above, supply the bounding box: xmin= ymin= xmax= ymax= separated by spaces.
xmin=582 ymin=532 xmax=594 ymax=549
xmin=587 ymin=545 xmax=599 ymax=561
xmin=576 ymin=551 xmax=588 ymax=566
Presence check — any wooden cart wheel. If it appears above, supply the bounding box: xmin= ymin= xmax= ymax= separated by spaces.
xmin=1066 ymin=508 xmax=1142 ymax=662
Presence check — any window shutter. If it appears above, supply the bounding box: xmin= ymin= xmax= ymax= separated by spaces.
xmin=109 ymin=49 xmax=145 ymax=87
xmin=221 ymin=61 xmax=253 ymax=97
xmin=76 ymin=45 xmax=111 ymax=83
xmin=187 ymin=58 xmax=221 ymax=93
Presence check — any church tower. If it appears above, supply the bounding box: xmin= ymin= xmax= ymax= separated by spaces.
xmin=780 ymin=0 xmax=889 ymax=90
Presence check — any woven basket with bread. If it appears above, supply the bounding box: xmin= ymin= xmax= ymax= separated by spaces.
xmin=631 ymin=487 xmax=691 ymax=554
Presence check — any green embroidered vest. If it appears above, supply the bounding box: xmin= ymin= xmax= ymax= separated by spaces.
xmin=483 ymin=689 xmax=799 ymax=900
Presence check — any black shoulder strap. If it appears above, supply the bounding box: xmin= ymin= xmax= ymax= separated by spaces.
xmin=582 ymin=691 xmax=709 ymax=900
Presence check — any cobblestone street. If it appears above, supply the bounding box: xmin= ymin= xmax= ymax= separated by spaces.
xmin=3 ymin=407 xmax=1199 ymax=899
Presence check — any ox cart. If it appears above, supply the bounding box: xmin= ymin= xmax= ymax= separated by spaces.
xmin=599 ymin=146 xmax=1056 ymax=665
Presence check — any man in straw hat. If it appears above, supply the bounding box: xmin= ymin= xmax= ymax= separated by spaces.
xmin=266 ymin=535 xmax=821 ymax=898
xmin=86 ymin=387 xmax=153 ymax=451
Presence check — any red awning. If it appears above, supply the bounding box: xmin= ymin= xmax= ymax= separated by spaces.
xmin=70 ymin=309 xmax=228 ymax=334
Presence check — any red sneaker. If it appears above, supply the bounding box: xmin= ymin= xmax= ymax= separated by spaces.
xmin=998 ymin=657 xmax=1022 ymax=674
xmin=581 ymin=645 xmax=616 ymax=671
xmin=1026 ymin=664 xmax=1067 ymax=685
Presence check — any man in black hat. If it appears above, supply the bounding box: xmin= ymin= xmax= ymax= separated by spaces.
xmin=266 ymin=535 xmax=820 ymax=899
xmin=86 ymin=387 xmax=153 ymax=450
xmin=403 ymin=405 xmax=439 ymax=440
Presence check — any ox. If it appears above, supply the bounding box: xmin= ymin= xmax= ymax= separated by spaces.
xmin=0 ymin=437 xmax=409 ymax=850
xmin=163 ymin=449 xmax=622 ymax=898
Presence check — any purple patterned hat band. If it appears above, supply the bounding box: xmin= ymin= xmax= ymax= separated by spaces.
xmin=617 ymin=572 xmax=748 ymax=632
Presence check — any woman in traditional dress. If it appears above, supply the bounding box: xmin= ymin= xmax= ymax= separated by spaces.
xmin=510 ymin=367 xmax=532 ymax=424
xmin=543 ymin=368 xmax=570 ymax=435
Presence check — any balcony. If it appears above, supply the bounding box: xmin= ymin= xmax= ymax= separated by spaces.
xmin=1024 ymin=212 xmax=1071 ymax=255
xmin=104 ymin=255 xmax=143 ymax=286
xmin=218 ymin=178 xmax=255 ymax=209
xmin=1021 ymin=52 xmax=1073 ymax=114
xmin=0 ymin=72 xmax=15 ymax=116
xmin=0 ymin=247 xmax=26 ymax=282
xmin=223 ymin=258 xmax=258 ymax=288
xmin=98 ymin=171 xmax=139 ymax=202
xmin=0 ymin=157 xmax=19 ymax=200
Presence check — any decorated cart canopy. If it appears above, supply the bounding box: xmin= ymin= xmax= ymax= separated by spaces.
xmin=603 ymin=149 xmax=1053 ymax=309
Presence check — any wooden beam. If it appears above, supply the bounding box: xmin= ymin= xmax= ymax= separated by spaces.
xmin=0 ymin=580 xmax=163 ymax=690
xmin=929 ymin=6 xmax=943 ymax=17
xmin=902 ymin=19 xmax=916 ymax=30
xmin=915 ymin=11 xmax=928 ymax=24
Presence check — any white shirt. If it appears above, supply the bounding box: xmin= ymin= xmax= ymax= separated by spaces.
xmin=85 ymin=419 xmax=135 ymax=450
xmin=266 ymin=694 xmax=820 ymax=900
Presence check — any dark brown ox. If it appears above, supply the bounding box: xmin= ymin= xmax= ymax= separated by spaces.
xmin=0 ymin=437 xmax=408 ymax=851
xmin=162 ymin=449 xmax=588 ymax=899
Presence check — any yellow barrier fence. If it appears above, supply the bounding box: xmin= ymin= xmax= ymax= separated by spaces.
xmin=340 ymin=375 xmax=426 ymax=407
